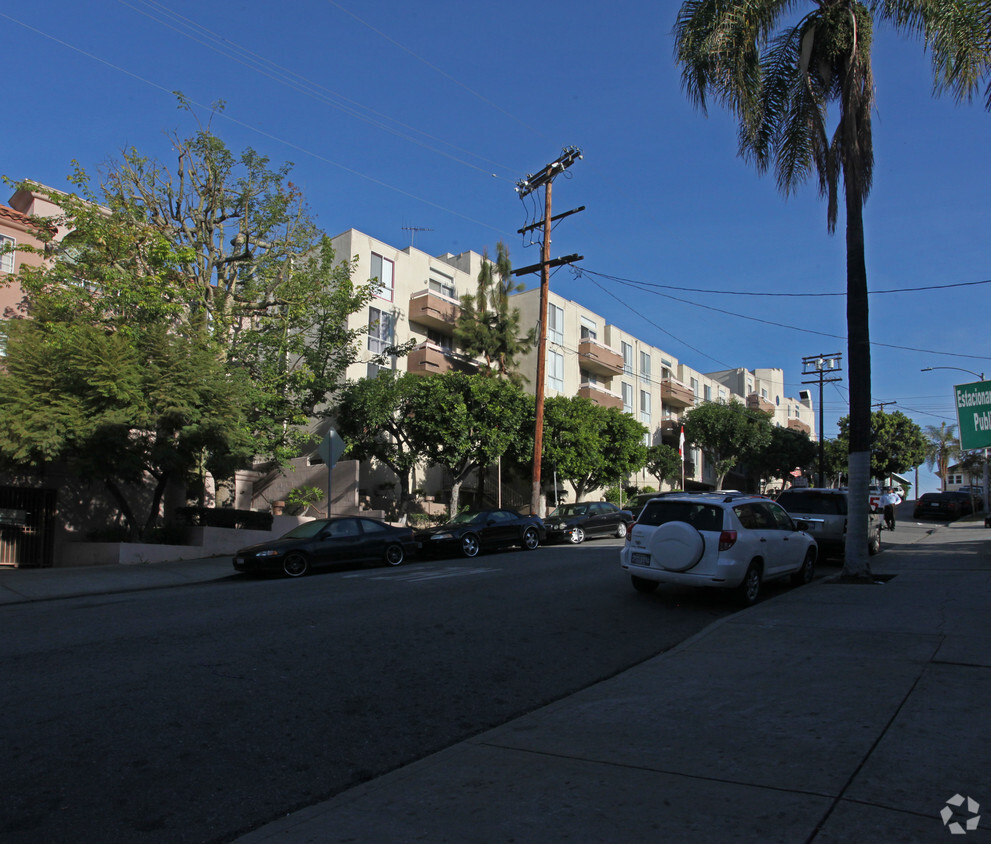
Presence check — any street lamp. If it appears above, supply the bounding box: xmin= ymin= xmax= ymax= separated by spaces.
xmin=920 ymin=366 xmax=988 ymax=511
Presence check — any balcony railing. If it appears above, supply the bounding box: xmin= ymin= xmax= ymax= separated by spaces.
xmin=578 ymin=337 xmax=623 ymax=376
xmin=578 ymin=382 xmax=624 ymax=410
xmin=747 ymin=393 xmax=775 ymax=414
xmin=408 ymin=289 xmax=460 ymax=333
xmin=660 ymin=378 xmax=694 ymax=408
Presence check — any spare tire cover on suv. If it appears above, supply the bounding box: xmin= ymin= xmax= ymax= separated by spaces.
xmin=647 ymin=521 xmax=705 ymax=572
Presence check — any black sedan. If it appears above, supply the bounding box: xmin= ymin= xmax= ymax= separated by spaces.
xmin=233 ymin=517 xmax=417 ymax=577
xmin=545 ymin=501 xmax=634 ymax=543
xmin=415 ymin=509 xmax=545 ymax=558
xmin=912 ymin=491 xmax=976 ymax=521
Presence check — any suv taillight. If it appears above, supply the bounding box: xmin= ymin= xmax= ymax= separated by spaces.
xmin=718 ymin=530 xmax=737 ymax=551
xmin=625 ymin=522 xmax=636 ymax=543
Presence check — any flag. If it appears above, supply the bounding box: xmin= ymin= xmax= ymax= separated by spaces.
xmin=678 ymin=426 xmax=685 ymax=459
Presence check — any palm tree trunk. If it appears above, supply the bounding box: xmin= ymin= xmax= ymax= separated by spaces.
xmin=843 ymin=185 xmax=872 ymax=579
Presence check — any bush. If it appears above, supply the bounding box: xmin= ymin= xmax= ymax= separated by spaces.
xmin=285 ymin=485 xmax=324 ymax=516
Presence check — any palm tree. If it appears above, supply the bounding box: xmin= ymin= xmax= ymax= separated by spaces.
xmin=924 ymin=422 xmax=960 ymax=491
xmin=674 ymin=0 xmax=991 ymax=578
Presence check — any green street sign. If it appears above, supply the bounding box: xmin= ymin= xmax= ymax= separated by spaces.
xmin=954 ymin=381 xmax=991 ymax=450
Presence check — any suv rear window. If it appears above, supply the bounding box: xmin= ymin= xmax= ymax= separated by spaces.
xmin=638 ymin=500 xmax=722 ymax=532
xmin=777 ymin=492 xmax=846 ymax=516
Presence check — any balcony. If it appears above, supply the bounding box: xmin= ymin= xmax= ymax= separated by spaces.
xmin=787 ymin=417 xmax=811 ymax=435
xmin=408 ymin=289 xmax=460 ymax=333
xmin=578 ymin=338 xmax=624 ymax=376
xmin=747 ymin=393 xmax=775 ymax=414
xmin=578 ymin=382 xmax=624 ymax=410
xmin=661 ymin=378 xmax=694 ymax=408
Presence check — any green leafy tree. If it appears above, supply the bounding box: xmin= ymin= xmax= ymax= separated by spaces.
xmin=746 ymin=426 xmax=818 ymax=491
xmin=454 ymin=242 xmax=535 ymax=385
xmin=822 ymin=438 xmax=850 ymax=487
xmin=645 ymin=443 xmax=683 ymax=489
xmin=85 ymin=103 xmax=375 ymax=462
xmin=542 ymin=396 xmax=648 ymax=501
xmin=405 ymin=372 xmax=532 ymax=515
xmin=837 ymin=410 xmax=928 ymax=482
xmin=333 ymin=372 xmax=424 ymax=513
xmin=923 ymin=421 xmax=960 ymax=491
xmin=0 ymin=319 xmax=252 ymax=540
xmin=675 ymin=0 xmax=991 ymax=578
xmin=683 ymin=400 xmax=773 ymax=489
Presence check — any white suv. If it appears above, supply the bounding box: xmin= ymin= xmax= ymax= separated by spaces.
xmin=620 ymin=492 xmax=817 ymax=606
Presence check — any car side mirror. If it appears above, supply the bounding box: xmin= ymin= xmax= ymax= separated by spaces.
xmin=795 ymin=519 xmax=810 ymax=532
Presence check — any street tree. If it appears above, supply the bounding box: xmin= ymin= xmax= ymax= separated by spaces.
xmin=837 ymin=410 xmax=928 ymax=482
xmin=675 ymin=0 xmax=991 ymax=579
xmin=923 ymin=422 xmax=960 ymax=491
xmin=0 ymin=318 xmax=252 ymax=540
xmin=333 ymin=372 xmax=423 ymax=514
xmin=542 ymin=396 xmax=648 ymax=501
xmin=91 ymin=103 xmax=376 ymax=462
xmin=454 ymin=242 xmax=535 ymax=385
xmin=645 ymin=443 xmax=683 ymax=489
xmin=405 ymin=372 xmax=532 ymax=515
xmin=682 ymin=400 xmax=773 ymax=489
xmin=746 ymin=426 xmax=818 ymax=491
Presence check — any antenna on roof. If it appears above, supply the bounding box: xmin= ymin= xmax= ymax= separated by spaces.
xmin=402 ymin=225 xmax=433 ymax=246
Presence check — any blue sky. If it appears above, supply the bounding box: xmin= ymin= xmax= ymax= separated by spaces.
xmin=4 ymin=1 xmax=989 ymax=493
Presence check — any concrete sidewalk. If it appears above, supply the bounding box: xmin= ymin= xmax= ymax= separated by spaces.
xmin=233 ymin=517 xmax=991 ymax=843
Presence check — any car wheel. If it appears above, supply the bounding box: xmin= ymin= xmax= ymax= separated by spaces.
xmin=384 ymin=543 xmax=405 ymax=566
xmin=522 ymin=527 xmax=539 ymax=551
xmin=283 ymin=553 xmax=309 ymax=578
xmin=736 ymin=563 xmax=761 ymax=606
xmin=631 ymin=575 xmax=658 ymax=594
xmin=569 ymin=527 xmax=585 ymax=544
xmin=615 ymin=522 xmax=628 ymax=539
xmin=460 ymin=532 xmax=481 ymax=558
xmin=868 ymin=529 xmax=881 ymax=555
xmin=791 ymin=550 xmax=815 ymax=586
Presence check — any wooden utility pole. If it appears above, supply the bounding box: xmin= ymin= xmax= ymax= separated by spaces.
xmin=514 ymin=147 xmax=583 ymax=516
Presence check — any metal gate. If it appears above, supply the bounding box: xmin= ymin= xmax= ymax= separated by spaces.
xmin=0 ymin=486 xmax=57 ymax=567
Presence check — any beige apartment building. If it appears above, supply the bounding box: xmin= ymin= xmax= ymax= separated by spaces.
xmin=323 ymin=228 xmax=817 ymax=505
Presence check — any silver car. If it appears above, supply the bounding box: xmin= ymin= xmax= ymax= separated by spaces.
xmin=776 ymin=488 xmax=881 ymax=559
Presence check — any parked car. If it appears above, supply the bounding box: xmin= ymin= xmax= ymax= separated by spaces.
xmin=913 ymin=492 xmax=975 ymax=521
xmin=546 ymin=501 xmax=634 ymax=543
xmin=233 ymin=517 xmax=417 ymax=577
xmin=620 ymin=492 xmax=817 ymax=606
xmin=776 ymin=488 xmax=881 ymax=559
xmin=415 ymin=509 xmax=545 ymax=558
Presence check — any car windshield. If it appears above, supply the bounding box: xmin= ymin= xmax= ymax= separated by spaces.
xmin=548 ymin=504 xmax=589 ymax=518
xmin=281 ymin=520 xmax=330 ymax=539
xmin=777 ymin=493 xmax=845 ymax=516
xmin=638 ymin=501 xmax=722 ymax=532
xmin=446 ymin=511 xmax=487 ymax=526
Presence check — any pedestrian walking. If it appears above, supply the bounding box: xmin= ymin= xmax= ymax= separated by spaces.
xmin=880 ymin=487 xmax=902 ymax=531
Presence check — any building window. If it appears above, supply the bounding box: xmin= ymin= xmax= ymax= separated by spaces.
xmin=428 ymin=268 xmax=455 ymax=299
xmin=548 ymin=350 xmax=564 ymax=391
xmin=580 ymin=316 xmax=597 ymax=341
xmin=690 ymin=377 xmax=699 ymax=397
xmin=622 ymin=382 xmax=633 ymax=415
xmin=368 ymin=307 xmax=393 ymax=355
xmin=640 ymin=390 xmax=651 ymax=427
xmin=622 ymin=342 xmax=633 ymax=374
xmin=704 ymin=385 xmax=711 ymax=401
xmin=427 ymin=328 xmax=452 ymax=351
xmin=371 ymin=253 xmax=394 ymax=301
xmin=0 ymin=235 xmax=14 ymax=274
xmin=640 ymin=351 xmax=651 ymax=384
xmin=548 ymin=304 xmax=564 ymax=345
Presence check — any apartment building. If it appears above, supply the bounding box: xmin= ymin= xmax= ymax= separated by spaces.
xmin=0 ymin=184 xmax=66 ymax=319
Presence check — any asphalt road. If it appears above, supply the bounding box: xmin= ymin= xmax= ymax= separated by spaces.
xmin=0 ymin=539 xmax=738 ymax=844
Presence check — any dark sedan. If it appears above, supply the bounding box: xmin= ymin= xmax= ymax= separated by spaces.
xmin=546 ymin=501 xmax=634 ymax=544
xmin=415 ymin=509 xmax=545 ymax=558
xmin=912 ymin=492 xmax=975 ymax=521
xmin=233 ymin=517 xmax=417 ymax=577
